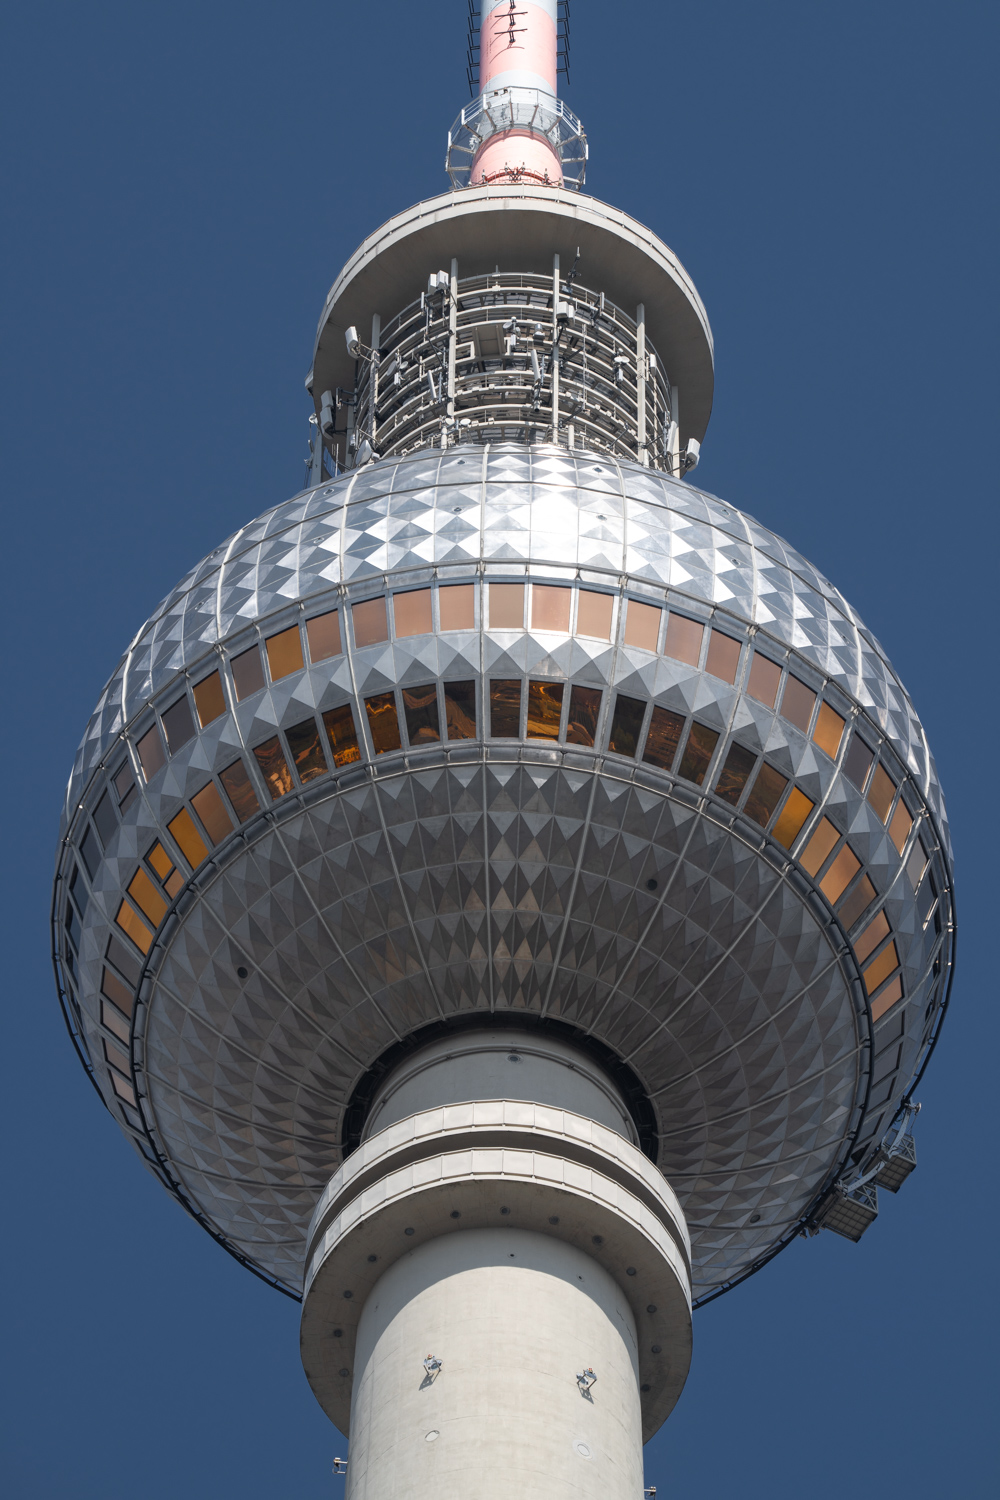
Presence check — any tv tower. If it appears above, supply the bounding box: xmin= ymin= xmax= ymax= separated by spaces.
xmin=54 ymin=4 xmax=955 ymax=1495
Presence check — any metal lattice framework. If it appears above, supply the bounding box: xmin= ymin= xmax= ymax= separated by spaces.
xmin=54 ymin=446 xmax=954 ymax=1302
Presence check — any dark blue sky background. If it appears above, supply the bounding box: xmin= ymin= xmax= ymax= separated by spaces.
xmin=3 ymin=2 xmax=997 ymax=1495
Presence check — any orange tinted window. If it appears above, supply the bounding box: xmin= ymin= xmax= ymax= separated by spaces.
xmin=747 ymin=653 xmax=781 ymax=708
xmin=715 ymin=742 xmax=756 ymax=805
xmin=220 ymin=759 xmax=261 ymax=823
xmin=679 ymin=722 xmax=720 ymax=786
xmin=888 ymin=799 xmax=912 ymax=855
xmin=323 ymin=705 xmax=362 ymax=766
xmin=127 ymin=869 xmax=167 ymax=927
xmin=577 ymin=591 xmax=613 ymax=640
xmin=364 ymin=694 xmax=402 ymax=754
xmin=101 ymin=966 xmax=134 ymax=1015
xmin=643 ymin=707 xmax=685 ymax=771
xmin=838 ymin=874 xmax=876 ymax=930
xmin=443 ymin=681 xmax=477 ymax=740
xmin=402 ymin=685 xmax=441 ymax=745
xmin=267 ymin=627 xmax=305 ymax=687
xmin=664 ymin=614 xmax=703 ymax=666
xmin=440 ymin=585 xmax=475 ymax=631
xmin=114 ymin=900 xmax=153 ymax=954
xmin=394 ymin=589 xmax=433 ymax=638
xmin=489 ymin=584 xmax=524 ymax=629
xmin=527 ymin=680 xmax=564 ymax=739
xmin=147 ymin=842 xmax=173 ymax=881
xmin=781 ymin=675 xmax=816 ymax=733
xmin=137 ymin=726 xmax=166 ymax=781
xmin=863 ymin=940 xmax=899 ymax=996
xmin=231 ymin=646 xmax=265 ymax=701
xmin=101 ymin=1000 xmax=131 ymax=1042
xmin=820 ymin=844 xmax=861 ymax=903
xmin=772 ymin=787 xmax=814 ymax=848
xmin=306 ymin=610 xmax=342 ymax=662
xmin=531 ymin=586 xmax=571 ymax=633
xmin=286 ymin=718 xmax=328 ymax=780
xmin=193 ymin=670 xmax=227 ymax=727
xmin=854 ymin=909 xmax=890 ymax=965
xmin=705 ymin=630 xmax=741 ymax=684
xmin=813 ymin=702 xmax=845 ymax=758
xmin=744 ymin=764 xmax=788 ymax=827
xmin=167 ymin=808 xmax=209 ymax=868
xmin=624 ymin=600 xmax=661 ymax=652
xmin=566 ymin=686 xmax=601 ymax=747
xmin=192 ymin=781 xmax=234 ymax=845
xmin=254 ymin=737 xmax=295 ymax=797
xmin=867 ymin=764 xmax=895 ymax=824
xmin=871 ymin=974 xmax=904 ymax=1021
xmin=800 ymin=818 xmax=839 ymax=877
xmin=165 ymin=870 xmax=183 ymax=898
xmin=352 ymin=597 xmax=389 ymax=647
xmin=490 ymin=679 xmax=521 ymax=736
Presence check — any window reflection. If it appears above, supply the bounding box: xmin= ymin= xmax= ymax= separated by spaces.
xmin=193 ymin=670 xmax=227 ymax=727
xmin=705 ymin=630 xmax=741 ymax=685
xmin=566 ymin=686 xmax=602 ymax=746
xmin=867 ymin=764 xmax=895 ymax=824
xmin=306 ymin=610 xmax=342 ymax=662
xmin=888 ymin=798 xmax=912 ymax=855
xmin=780 ymin=676 xmax=816 ymax=733
xmin=114 ymin=899 xmax=153 ymax=954
xmin=168 ymin=808 xmax=209 ymax=868
xmin=715 ymin=743 xmax=756 ymax=805
xmin=838 ymin=874 xmax=876 ymax=930
xmin=863 ymin=940 xmax=899 ymax=996
xmin=353 ymin=597 xmax=389 ymax=647
xmin=394 ymin=589 xmax=433 ymax=638
xmin=679 ymin=722 xmax=720 ymax=785
xmin=608 ymin=694 xmax=645 ymax=756
xmin=286 ymin=718 xmax=328 ymax=780
xmin=843 ymin=736 xmax=874 ymax=790
xmin=101 ymin=965 xmax=133 ymax=1016
xmin=624 ymin=601 xmax=660 ymax=652
xmin=854 ymin=909 xmax=889 ymax=964
xmin=643 ymin=706 xmax=685 ymax=771
xmin=114 ymin=762 xmax=137 ymax=812
xmin=800 ymin=817 xmax=839 ymax=877
xmin=192 ymin=781 xmax=235 ymax=843
xmin=531 ymin=586 xmax=571 ymax=633
xmin=137 ymin=725 xmax=166 ymax=781
xmin=489 ymin=584 xmax=524 ymax=629
xmin=577 ymin=591 xmax=613 ymax=640
xmin=323 ymin=704 xmax=362 ymax=766
xmin=871 ymin=974 xmax=904 ymax=1021
xmin=744 ymin=764 xmax=788 ymax=827
xmin=490 ymin=679 xmax=522 ymax=737
xmin=820 ymin=844 xmax=861 ymax=904
xmin=439 ymin=585 xmax=475 ymax=631
xmin=161 ymin=696 xmax=195 ymax=753
xmin=254 ymin=737 xmax=295 ymax=796
xmin=527 ymin=680 xmax=564 ymax=739
xmin=93 ymin=791 xmax=117 ymax=848
xmin=364 ymin=693 xmax=402 ymax=754
xmin=664 ymin=613 xmax=703 ymax=667
xmin=220 ymin=759 xmax=261 ymax=822
xmin=812 ymin=702 xmax=845 ymax=758
xmin=444 ymin=681 xmax=477 ymax=740
xmin=266 ymin=626 xmax=304 ymax=681
xmin=231 ymin=645 xmax=265 ymax=701
xmin=747 ymin=654 xmax=781 ymax=708
xmin=402 ymin=685 xmax=441 ymax=745
xmin=772 ymin=787 xmax=814 ymax=848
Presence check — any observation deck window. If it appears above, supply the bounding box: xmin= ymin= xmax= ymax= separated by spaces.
xmin=168 ymin=808 xmax=209 ymax=868
xmin=231 ymin=646 xmax=265 ymax=701
xmin=888 ymin=798 xmax=912 ymax=855
xmin=287 ymin=718 xmax=328 ymax=781
xmin=608 ymin=694 xmax=645 ymax=757
xmin=394 ymin=589 xmax=433 ymax=638
xmin=642 ymin=707 xmax=685 ymax=771
xmin=192 ymin=781 xmax=234 ymax=843
xmin=266 ymin=626 xmax=304 ymax=681
xmin=254 ymin=737 xmax=294 ymax=797
xmin=161 ymin=695 xmax=195 ymax=753
xmin=323 ymin=704 xmax=362 ymax=766
xmin=867 ymin=763 xmax=896 ymax=824
xmin=114 ymin=762 xmax=137 ymax=812
xmin=800 ymin=818 xmax=840 ymax=877
xmin=531 ymin=586 xmax=571 ymax=634
xmin=624 ymin=601 xmax=660 ymax=653
xmin=364 ymin=693 xmax=402 ymax=754
xmin=403 ymin=685 xmax=441 ymax=744
xmin=716 ymin=742 xmax=756 ymax=805
xmin=780 ymin=675 xmax=816 ymax=733
xmin=444 ymin=680 xmax=477 ymax=739
xmin=526 ymin=680 xmax=564 ymax=739
xmin=220 ymin=758 xmax=261 ymax=821
xmin=705 ymin=630 xmax=741 ymax=685
xmin=440 ymin=585 xmax=475 ymax=632
xmin=490 ymin=679 xmax=522 ymax=737
xmin=843 ymin=735 xmax=875 ymax=791
xmin=820 ymin=844 xmax=861 ymax=905
xmin=743 ymin=763 xmax=788 ymax=827
xmin=771 ymin=787 xmax=814 ymax=848
xmin=838 ymin=874 xmax=876 ymax=930
xmin=307 ymin=609 xmax=342 ymax=662
xmin=747 ymin=653 xmax=781 ymax=708
xmin=812 ymin=702 xmax=846 ymax=759
xmin=193 ymin=669 xmax=227 ymax=727
xmin=566 ymin=686 xmax=601 ymax=746
xmin=353 ymin=598 xmax=389 ymax=648
xmin=664 ymin=613 xmax=703 ymax=667
xmin=854 ymin=910 xmax=890 ymax=965
xmin=678 ymin=722 xmax=720 ymax=786
xmin=577 ymin=590 xmax=613 ymax=641
xmin=137 ymin=725 xmax=166 ymax=781
xmin=93 ymin=791 xmax=117 ymax=847
xmin=489 ymin=584 xmax=525 ymax=630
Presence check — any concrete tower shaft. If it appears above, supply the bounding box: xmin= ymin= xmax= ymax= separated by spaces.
xmin=300 ymin=1029 xmax=692 ymax=1497
xmin=473 ymin=0 xmax=563 ymax=185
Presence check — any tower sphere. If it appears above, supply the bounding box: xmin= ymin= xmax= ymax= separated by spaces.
xmin=54 ymin=435 xmax=954 ymax=1304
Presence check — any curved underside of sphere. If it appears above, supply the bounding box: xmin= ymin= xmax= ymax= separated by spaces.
xmin=54 ymin=445 xmax=954 ymax=1303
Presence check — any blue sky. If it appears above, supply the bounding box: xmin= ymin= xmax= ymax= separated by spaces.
xmin=2 ymin=2 xmax=997 ymax=1495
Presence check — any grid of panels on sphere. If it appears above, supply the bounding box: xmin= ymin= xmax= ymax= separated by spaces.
xmin=54 ymin=445 xmax=954 ymax=1301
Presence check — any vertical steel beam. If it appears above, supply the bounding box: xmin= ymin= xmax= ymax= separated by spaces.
xmin=636 ymin=302 xmax=647 ymax=467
